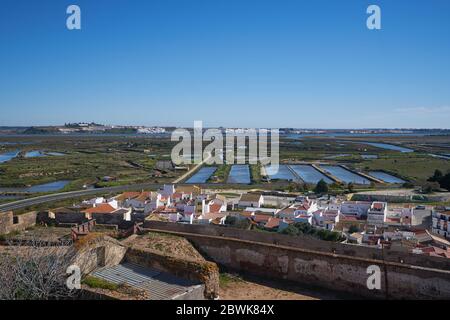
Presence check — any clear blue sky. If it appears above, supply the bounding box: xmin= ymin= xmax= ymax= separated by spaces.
xmin=1 ymin=0 xmax=449 ymax=128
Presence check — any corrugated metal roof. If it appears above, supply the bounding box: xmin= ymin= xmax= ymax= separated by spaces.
xmin=91 ymin=262 xmax=202 ymax=300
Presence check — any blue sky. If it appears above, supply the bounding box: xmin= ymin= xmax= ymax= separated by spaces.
xmin=0 ymin=0 xmax=449 ymax=128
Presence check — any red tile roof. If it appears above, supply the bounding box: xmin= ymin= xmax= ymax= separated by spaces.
xmin=265 ymin=217 xmax=281 ymax=229
xmin=372 ymin=202 xmax=384 ymax=210
xmin=82 ymin=204 xmax=116 ymax=214
xmin=240 ymin=211 xmax=254 ymax=218
xmin=134 ymin=192 xmax=151 ymax=202
xmin=279 ymin=208 xmax=296 ymax=215
xmin=209 ymin=203 xmax=222 ymax=213
xmin=116 ymin=192 xmax=141 ymax=201
xmin=253 ymin=214 xmax=271 ymax=223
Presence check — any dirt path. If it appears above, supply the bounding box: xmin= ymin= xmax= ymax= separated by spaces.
xmin=219 ymin=275 xmax=344 ymax=300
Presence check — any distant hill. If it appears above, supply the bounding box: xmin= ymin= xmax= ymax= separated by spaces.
xmin=22 ymin=126 xmax=60 ymax=134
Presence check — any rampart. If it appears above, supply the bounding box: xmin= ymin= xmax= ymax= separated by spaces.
xmin=0 ymin=211 xmax=37 ymax=235
xmin=143 ymin=221 xmax=450 ymax=299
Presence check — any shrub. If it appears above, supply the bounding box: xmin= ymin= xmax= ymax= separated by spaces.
xmin=82 ymin=276 xmax=119 ymax=291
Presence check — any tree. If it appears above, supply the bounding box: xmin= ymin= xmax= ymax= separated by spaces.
xmin=293 ymin=222 xmax=315 ymax=235
xmin=402 ymin=182 xmax=414 ymax=188
xmin=314 ymin=179 xmax=329 ymax=194
xmin=0 ymin=238 xmax=77 ymax=300
xmin=439 ymin=173 xmax=450 ymax=191
xmin=419 ymin=181 xmax=440 ymax=194
xmin=319 ymin=230 xmax=343 ymax=242
xmin=426 ymin=169 xmax=450 ymax=191
xmin=348 ymin=225 xmax=359 ymax=234
xmin=225 ymin=216 xmax=237 ymax=226
xmin=280 ymin=224 xmax=299 ymax=236
xmin=428 ymin=169 xmax=443 ymax=182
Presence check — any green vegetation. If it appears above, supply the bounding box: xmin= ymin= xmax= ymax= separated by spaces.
xmin=314 ymin=179 xmax=329 ymax=194
xmin=209 ymin=164 xmax=231 ymax=183
xmin=10 ymin=191 xmax=130 ymax=215
xmin=0 ymin=136 xmax=177 ymax=189
xmin=287 ymin=182 xmax=309 ymax=193
xmin=0 ymin=230 xmax=21 ymax=241
xmin=219 ymin=273 xmax=243 ymax=287
xmin=250 ymin=163 xmax=261 ymax=183
xmin=428 ymin=169 xmax=450 ymax=191
xmin=354 ymin=154 xmax=450 ymax=182
xmin=225 ymin=216 xmax=251 ymax=229
xmin=82 ymin=276 xmax=119 ymax=291
xmin=280 ymin=222 xmax=344 ymax=242
xmin=1 ymin=134 xmax=450 ymax=195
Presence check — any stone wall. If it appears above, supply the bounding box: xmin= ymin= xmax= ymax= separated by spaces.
xmin=262 ymin=195 xmax=295 ymax=208
xmin=37 ymin=211 xmax=124 ymax=226
xmin=0 ymin=211 xmax=13 ymax=234
xmin=143 ymin=221 xmax=450 ymax=299
xmin=92 ymin=212 xmax=124 ymax=225
xmin=74 ymin=235 xmax=128 ymax=275
xmin=126 ymin=247 xmax=219 ymax=299
xmin=143 ymin=221 xmax=450 ymax=270
xmin=0 ymin=211 xmax=37 ymax=235
xmin=36 ymin=211 xmax=87 ymax=225
xmin=352 ymin=192 xmax=450 ymax=203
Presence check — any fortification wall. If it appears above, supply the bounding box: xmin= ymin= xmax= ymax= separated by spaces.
xmin=125 ymin=247 xmax=219 ymax=299
xmin=143 ymin=221 xmax=450 ymax=299
xmin=0 ymin=211 xmax=37 ymax=235
xmin=143 ymin=221 xmax=450 ymax=270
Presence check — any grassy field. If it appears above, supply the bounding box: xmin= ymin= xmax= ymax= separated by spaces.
xmin=250 ymin=163 xmax=261 ymax=183
xmin=280 ymin=136 xmax=450 ymax=183
xmin=353 ymin=154 xmax=450 ymax=182
xmin=208 ymin=164 xmax=231 ymax=183
xmin=0 ymin=136 xmax=177 ymax=190
xmin=1 ymin=134 xmax=450 ymax=194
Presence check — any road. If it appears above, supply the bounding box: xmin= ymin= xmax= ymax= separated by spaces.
xmin=0 ymin=183 xmax=162 ymax=212
xmin=0 ymin=181 xmax=253 ymax=212
xmin=0 ymin=154 xmax=217 ymax=212
xmin=172 ymin=152 xmax=212 ymax=183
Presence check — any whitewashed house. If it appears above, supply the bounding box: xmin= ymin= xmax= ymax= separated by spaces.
xmin=340 ymin=201 xmax=372 ymax=218
xmin=238 ymin=193 xmax=263 ymax=208
xmin=367 ymin=202 xmax=387 ymax=225
xmin=432 ymin=210 xmax=450 ymax=239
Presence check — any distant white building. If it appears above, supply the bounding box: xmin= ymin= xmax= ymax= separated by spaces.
xmin=83 ymin=197 xmax=105 ymax=206
xmin=243 ymin=207 xmax=278 ymax=216
xmin=432 ymin=210 xmax=450 ymax=239
xmin=277 ymin=199 xmax=317 ymax=220
xmin=340 ymin=201 xmax=372 ymax=218
xmin=238 ymin=193 xmax=263 ymax=208
xmin=196 ymin=212 xmax=228 ymax=225
xmin=385 ymin=207 xmax=412 ymax=226
xmin=367 ymin=202 xmax=387 ymax=225
xmin=313 ymin=209 xmax=340 ymax=231
xmin=202 ymin=198 xmax=227 ymax=215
